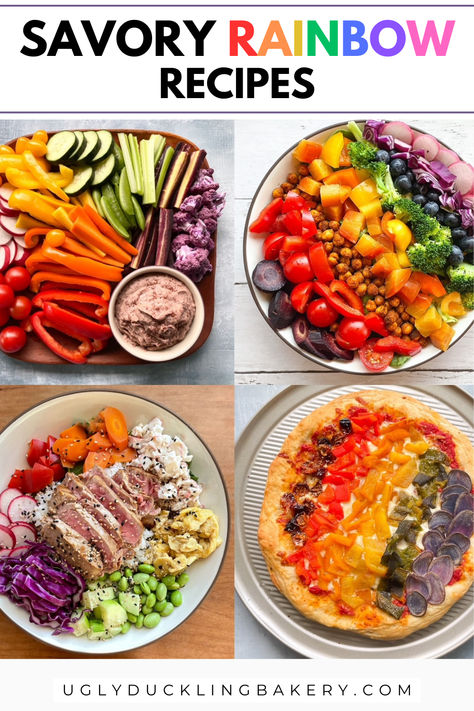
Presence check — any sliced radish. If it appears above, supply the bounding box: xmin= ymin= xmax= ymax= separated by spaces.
xmin=9 ymin=523 xmax=36 ymax=544
xmin=0 ymin=227 xmax=12 ymax=246
xmin=12 ymin=244 xmax=27 ymax=265
xmin=13 ymin=233 xmax=27 ymax=248
xmin=7 ymin=495 xmax=37 ymax=523
xmin=6 ymin=240 xmax=17 ymax=265
xmin=0 ymin=243 xmax=13 ymax=271
xmin=0 ymin=524 xmax=15 ymax=549
xmin=382 ymin=121 xmax=414 ymax=145
xmin=413 ymin=134 xmax=439 ymax=161
xmin=0 ymin=548 xmax=10 ymax=558
xmin=0 ymin=214 xmax=26 ymax=238
xmin=0 ymin=183 xmax=15 ymax=203
xmin=0 ymin=488 xmax=23 ymax=515
xmin=0 ymin=512 xmax=10 ymax=527
xmin=436 ymin=148 xmax=459 ymax=168
xmin=8 ymin=545 xmax=29 ymax=558
xmin=449 ymin=161 xmax=474 ymax=196
xmin=0 ymin=202 xmax=20 ymax=218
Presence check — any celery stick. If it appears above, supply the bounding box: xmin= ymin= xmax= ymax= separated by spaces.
xmin=118 ymin=133 xmax=137 ymax=194
xmin=140 ymin=138 xmax=156 ymax=205
xmin=155 ymin=146 xmax=175 ymax=205
xmin=152 ymin=135 xmax=165 ymax=166
xmin=129 ymin=134 xmax=143 ymax=196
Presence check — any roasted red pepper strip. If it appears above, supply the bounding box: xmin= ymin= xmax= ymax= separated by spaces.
xmin=31 ymin=311 xmax=91 ymax=364
xmin=309 ymin=242 xmax=334 ymax=283
xmin=249 ymin=198 xmax=283 ymax=233
xmin=313 ymin=282 xmax=363 ymax=318
xmin=329 ymin=280 xmax=364 ymax=311
xmin=281 ymin=191 xmax=307 ymax=213
xmin=374 ymin=336 xmax=422 ymax=356
xmin=32 ymin=289 xmax=108 ymax=319
xmin=42 ymin=302 xmax=112 ymax=341
xmin=364 ymin=312 xmax=389 ymax=337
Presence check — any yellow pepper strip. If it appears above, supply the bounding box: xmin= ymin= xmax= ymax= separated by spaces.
xmin=78 ymin=191 xmax=97 ymax=210
xmin=59 ymin=164 xmax=74 ymax=180
xmin=9 ymin=189 xmax=63 ymax=227
xmin=405 ymin=441 xmax=429 ymax=454
xmin=42 ymin=240 xmax=123 ymax=282
xmin=30 ymin=271 xmax=111 ymax=300
xmin=16 ymin=213 xmax=49 ymax=231
xmin=392 ymin=458 xmax=418 ymax=487
xmin=385 ymin=428 xmax=411 ymax=441
xmin=22 ymin=150 xmax=69 ymax=202
xmin=0 ymin=144 xmax=15 ymax=154
xmin=33 ymin=130 xmax=49 ymax=143
xmin=5 ymin=167 xmax=41 ymax=190
xmin=52 ymin=207 xmax=74 ymax=230
xmin=70 ymin=197 xmax=82 ymax=206
xmin=389 ymin=451 xmax=411 ymax=465
xmin=0 ymin=154 xmax=27 ymax=171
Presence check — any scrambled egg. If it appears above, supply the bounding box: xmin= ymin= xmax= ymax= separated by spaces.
xmin=151 ymin=507 xmax=222 ymax=576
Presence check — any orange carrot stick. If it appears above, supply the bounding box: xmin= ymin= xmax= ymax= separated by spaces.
xmin=84 ymin=204 xmax=138 ymax=256
xmin=70 ymin=207 xmax=131 ymax=264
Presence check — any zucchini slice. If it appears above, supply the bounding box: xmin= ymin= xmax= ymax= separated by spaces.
xmin=91 ymin=153 xmax=117 ymax=188
xmin=67 ymin=131 xmax=86 ymax=163
xmin=64 ymin=165 xmax=94 ymax=197
xmin=46 ymin=131 xmax=78 ymax=163
xmin=76 ymin=131 xmax=101 ymax=164
xmin=91 ymin=130 xmax=114 ymax=164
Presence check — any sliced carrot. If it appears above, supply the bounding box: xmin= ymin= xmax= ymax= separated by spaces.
xmin=52 ymin=437 xmax=88 ymax=462
xmin=84 ymin=450 xmax=111 ymax=472
xmin=84 ymin=205 xmax=138 ymax=256
xmin=100 ymin=407 xmax=129 ymax=451
xmin=109 ymin=447 xmax=137 ymax=464
xmin=86 ymin=432 xmax=113 ymax=452
xmin=60 ymin=424 xmax=88 ymax=440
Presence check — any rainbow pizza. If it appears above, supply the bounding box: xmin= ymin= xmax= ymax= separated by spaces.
xmin=258 ymin=390 xmax=474 ymax=639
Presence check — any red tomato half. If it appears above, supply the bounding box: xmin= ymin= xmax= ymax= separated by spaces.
xmin=283 ymin=252 xmax=313 ymax=284
xmin=359 ymin=338 xmax=394 ymax=372
xmin=27 ymin=438 xmax=48 ymax=467
xmin=0 ymin=284 xmax=15 ymax=309
xmin=307 ymin=298 xmax=339 ymax=327
xmin=335 ymin=318 xmax=370 ymax=351
xmin=0 ymin=307 xmax=10 ymax=327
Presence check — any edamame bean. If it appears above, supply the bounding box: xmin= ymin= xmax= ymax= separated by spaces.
xmin=167 ymin=582 xmax=180 ymax=591
xmin=109 ymin=571 xmax=122 ymax=583
xmin=160 ymin=602 xmax=174 ymax=617
xmin=142 ymin=605 xmax=153 ymax=615
xmin=125 ymin=567 xmax=133 ymax=578
xmin=135 ymin=613 xmax=144 ymax=629
xmin=118 ymin=577 xmax=129 ymax=592
xmin=147 ymin=577 xmax=158 ymax=592
xmin=144 ymin=612 xmax=160 ymax=629
xmin=127 ymin=613 xmax=138 ymax=624
xmin=161 ymin=575 xmax=176 ymax=588
xmin=154 ymin=600 xmax=167 ymax=613
xmin=121 ymin=621 xmax=131 ymax=634
xmin=133 ymin=572 xmax=150 ymax=584
xmin=170 ymin=590 xmax=183 ymax=607
xmin=133 ymin=585 xmax=141 ymax=594
xmin=140 ymin=581 xmax=151 ymax=595
xmin=156 ymin=583 xmax=167 ymax=601
xmin=140 ymin=594 xmax=147 ymax=605
xmin=177 ymin=573 xmax=190 ymax=587
xmin=146 ymin=593 xmax=156 ymax=609
xmin=138 ymin=564 xmax=155 ymax=574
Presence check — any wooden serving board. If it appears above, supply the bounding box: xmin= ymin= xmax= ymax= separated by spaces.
xmin=6 ymin=130 xmax=216 ymax=365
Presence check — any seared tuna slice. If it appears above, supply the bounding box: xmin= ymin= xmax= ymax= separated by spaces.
xmin=63 ymin=473 xmax=123 ymax=546
xmin=40 ymin=514 xmax=104 ymax=579
xmin=86 ymin=474 xmax=144 ymax=546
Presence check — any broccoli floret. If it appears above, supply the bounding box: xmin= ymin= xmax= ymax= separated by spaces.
xmin=348 ymin=140 xmax=378 ymax=170
xmin=407 ymin=236 xmax=452 ymax=276
xmin=349 ymin=139 xmax=401 ymax=208
xmin=447 ymin=262 xmax=474 ymax=293
xmin=393 ymin=198 xmax=439 ymax=243
xmin=461 ymin=291 xmax=474 ymax=310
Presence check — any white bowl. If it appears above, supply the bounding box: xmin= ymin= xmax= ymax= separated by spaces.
xmin=243 ymin=120 xmax=474 ymax=375
xmin=109 ymin=266 xmax=205 ymax=362
xmin=0 ymin=390 xmax=229 ymax=655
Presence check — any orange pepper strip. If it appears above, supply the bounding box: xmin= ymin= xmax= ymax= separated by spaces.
xmin=30 ymin=271 xmax=111 ymax=300
xmin=70 ymin=207 xmax=131 ymax=264
xmin=41 ymin=242 xmax=123 ymax=282
xmin=100 ymin=407 xmax=129 ymax=451
xmin=25 ymin=227 xmax=51 ymax=248
xmin=43 ymin=229 xmax=123 ymax=267
xmin=83 ymin=204 xmax=138 ymax=256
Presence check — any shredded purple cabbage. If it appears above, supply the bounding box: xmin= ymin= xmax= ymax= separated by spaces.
xmin=0 ymin=542 xmax=85 ymax=634
xmin=363 ymin=119 xmax=385 ymax=144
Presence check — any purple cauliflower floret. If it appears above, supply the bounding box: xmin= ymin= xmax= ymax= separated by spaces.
xmin=174 ymin=245 xmax=212 ymax=283
xmin=180 ymin=194 xmax=203 ymax=213
xmin=171 ymin=230 xmax=215 ymax=253
xmin=189 ymin=168 xmax=219 ymax=194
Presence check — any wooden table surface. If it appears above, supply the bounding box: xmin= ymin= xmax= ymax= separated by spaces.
xmin=0 ymin=385 xmax=234 ymax=659
xmin=235 ymin=116 xmax=474 ymax=385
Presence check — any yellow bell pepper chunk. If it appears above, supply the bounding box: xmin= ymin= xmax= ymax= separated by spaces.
xmin=321 ymin=132 xmax=344 ymax=169
xmin=405 ymin=441 xmax=429 ymax=454
xmin=430 ymin=321 xmax=455 ymax=351
xmin=366 ymin=562 xmax=388 ymax=576
xmin=389 ymin=451 xmax=411 ymax=464
xmin=79 ymin=191 xmax=97 ymax=210
xmin=16 ymin=213 xmax=49 ymax=231
xmin=8 ymin=189 xmax=63 ymax=227
xmin=340 ymin=576 xmax=365 ymax=609
xmin=381 ymin=481 xmax=393 ymax=509
xmin=440 ymin=292 xmax=466 ymax=318
xmin=387 ymin=219 xmax=413 ymax=251
xmin=308 ymin=158 xmax=333 ymax=181
xmin=5 ymin=167 xmax=41 ymax=190
xmin=21 ymin=150 xmax=69 ymax=202
xmin=373 ymin=505 xmax=391 ymax=540
xmin=355 ymin=233 xmax=386 ymax=258
xmin=360 ymin=519 xmax=376 ymax=537
xmin=350 ymin=179 xmax=379 ymax=208
xmin=396 ymin=249 xmax=411 ymax=268
xmin=345 ymin=543 xmax=364 ymax=568
xmin=415 ymin=305 xmax=443 ymax=337
xmin=359 ymin=198 xmax=383 ymax=219
xmin=392 ymin=458 xmax=418 ymax=487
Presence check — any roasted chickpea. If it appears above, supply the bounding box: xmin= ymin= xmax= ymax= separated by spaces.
xmin=401 ymin=312 xmax=410 ymax=321
xmin=378 ymin=285 xmax=386 ymax=297
xmin=394 ymin=326 xmax=402 ymax=336
xmin=401 ymin=323 xmax=413 ymax=335
xmin=376 ymin=304 xmax=388 ymax=316
xmin=373 ymin=278 xmax=383 ymax=287
xmin=363 ymin=258 xmax=373 ymax=267
xmin=328 ymin=255 xmax=339 ymax=266
xmin=356 ymin=283 xmax=368 ymax=296
xmin=346 ymin=276 xmax=358 ymax=290
xmin=389 ymin=297 xmax=401 ymax=308
xmin=340 ymin=247 xmax=352 ymax=258
xmin=321 ymin=229 xmax=334 ymax=241
xmin=325 ymin=242 xmax=333 ymax=253
xmin=272 ymin=187 xmax=284 ymax=198
xmin=386 ymin=310 xmax=398 ymax=323
xmin=287 ymin=173 xmax=298 ymax=185
xmin=351 ymin=258 xmax=363 ymax=271
xmin=353 ymin=272 xmax=364 ymax=285
xmin=329 ymin=221 xmax=340 ymax=230
xmin=397 ymin=304 xmax=405 ymax=314
xmin=311 ymin=210 xmax=323 ymax=221
xmin=298 ymin=165 xmax=309 ymax=176
xmin=366 ymin=300 xmax=377 ymax=312
xmin=374 ymin=295 xmax=384 ymax=306
xmin=318 ymin=220 xmax=329 ymax=231
xmin=367 ymin=283 xmax=379 ymax=296
xmin=362 ymin=267 xmax=372 ymax=279
xmin=336 ymin=263 xmax=347 ymax=275
xmin=333 ymin=234 xmax=345 ymax=247
xmin=387 ymin=322 xmax=398 ymax=333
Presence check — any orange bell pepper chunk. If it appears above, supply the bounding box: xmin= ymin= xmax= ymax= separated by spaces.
xmin=385 ymin=428 xmax=411 ymax=441
xmin=399 ymin=277 xmax=421 ymax=304
xmin=355 ymin=233 xmax=386 ymax=258
xmin=323 ymin=167 xmax=360 ymax=188
xmin=323 ymin=204 xmax=344 ymax=221
xmin=297 ymin=176 xmax=321 ymax=197
xmin=406 ymin=293 xmax=432 ymax=319
xmin=411 ymin=271 xmax=446 ymax=297
xmin=392 ymin=458 xmax=418 ymax=487
xmin=293 ymin=139 xmax=322 ymax=163
xmin=339 ymin=137 xmax=353 ymax=168
xmin=415 ymin=305 xmax=443 ymax=337
xmin=100 ymin=407 xmax=129 ymax=451
xmin=381 ymin=210 xmax=395 ymax=237
xmin=366 ymin=215 xmax=382 ymax=236
xmin=405 ymin=441 xmax=430 ymax=454
xmin=60 ymin=424 xmax=87 ymax=440
xmin=371 ymin=252 xmax=400 ymax=277
xmin=350 ymin=179 xmax=379 ymax=208
xmin=320 ymin=183 xmax=350 ymax=207
xmin=430 ymin=321 xmax=455 ymax=351
xmin=385 ymin=268 xmax=412 ymax=298
xmin=84 ymin=450 xmax=111 ymax=472
xmin=308 ymin=158 xmax=333 ymax=181
xmin=339 ymin=210 xmax=366 ymax=244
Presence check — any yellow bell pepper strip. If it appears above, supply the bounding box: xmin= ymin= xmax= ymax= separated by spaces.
xmin=83 ymin=205 xmax=138 ymax=256
xmin=5 ymin=167 xmax=41 ymax=190
xmin=33 ymin=130 xmax=49 ymax=144
xmin=70 ymin=207 xmax=132 ymax=263
xmin=78 ymin=191 xmax=96 ymax=210
xmin=440 ymin=291 xmax=466 ymax=318
xmin=387 ymin=219 xmax=413 ymax=251
xmin=8 ymin=189 xmax=63 ymax=227
xmin=41 ymin=241 xmax=123 ymax=282
xmin=15 ymin=136 xmax=48 ymax=157
xmin=22 ymin=151 xmax=69 ymax=201
xmin=16 ymin=213 xmax=49 ymax=231
xmin=0 ymin=154 xmax=27 ymax=172
xmin=430 ymin=321 xmax=455 ymax=351
xmin=0 ymin=144 xmax=15 ymax=154
xmin=30 ymin=311 xmax=91 ymax=364
xmin=52 ymin=207 xmax=74 ymax=231
xmin=321 ymin=132 xmax=344 ymax=169
xmin=30 ymin=271 xmax=112 ymax=300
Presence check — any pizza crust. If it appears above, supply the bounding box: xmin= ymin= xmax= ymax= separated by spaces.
xmin=258 ymin=390 xmax=474 ymax=640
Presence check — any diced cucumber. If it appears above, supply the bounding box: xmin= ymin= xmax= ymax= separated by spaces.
xmin=113 ymin=140 xmax=125 ymax=172
xmin=71 ymin=610 xmax=90 ymax=637
xmin=76 ymin=130 xmax=100 ymax=164
xmin=92 ymin=188 xmax=105 ymax=217
xmin=64 ymin=165 xmax=94 ymax=197
xmin=100 ymin=196 xmax=130 ymax=240
xmin=131 ymin=195 xmax=145 ymax=230
xmin=91 ymin=130 xmax=114 ymax=164
xmin=82 ymin=586 xmax=115 ymax=609
xmin=129 ymin=134 xmax=144 ymax=196
xmin=91 ymin=153 xmax=117 ymax=188
xmin=98 ymin=599 xmax=127 ymax=629
xmin=67 ymin=131 xmax=86 ymax=163
xmin=46 ymin=131 xmax=78 ymax=163
xmin=118 ymin=167 xmax=134 ymax=216
xmin=118 ymin=591 xmax=141 ymax=616
xmin=118 ymin=133 xmax=137 ymax=194
xmin=89 ymin=619 xmax=105 ymax=633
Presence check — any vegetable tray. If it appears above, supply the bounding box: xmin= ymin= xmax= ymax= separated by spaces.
xmin=6 ymin=129 xmax=216 ymax=365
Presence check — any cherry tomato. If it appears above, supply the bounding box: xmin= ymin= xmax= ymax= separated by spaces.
xmin=4 ymin=266 xmax=31 ymax=292
xmin=290 ymin=282 xmax=314 ymax=313
xmin=283 ymin=252 xmax=313 ymax=284
xmin=307 ymin=298 xmax=339 ymax=327
xmin=359 ymin=338 xmax=394 ymax=372
xmin=0 ymin=274 xmax=5 ymax=285
xmin=263 ymin=232 xmax=286 ymax=261
xmin=0 ymin=307 xmax=10 ymax=327
xmin=0 ymin=325 xmax=27 ymax=353
xmin=278 ymin=248 xmax=292 ymax=267
xmin=9 ymin=295 xmax=32 ymax=321
xmin=0 ymin=284 xmax=15 ymax=309
xmin=335 ymin=318 xmax=371 ymax=351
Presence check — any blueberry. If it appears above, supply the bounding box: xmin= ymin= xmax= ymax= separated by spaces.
xmin=406 ymin=170 xmax=416 ymax=184
xmin=459 ymin=235 xmax=474 ymax=253
xmin=424 ymin=201 xmax=440 ymax=216
xmin=376 ymin=149 xmax=390 ymax=164
xmin=411 ymin=183 xmax=421 ymax=195
xmin=389 ymin=149 xmax=398 ymax=157
xmin=394 ymin=175 xmax=412 ymax=194
xmin=427 ymin=190 xmax=440 ymax=203
xmin=464 ymin=250 xmax=474 ymax=264
xmin=390 ymin=159 xmax=407 ymax=178
xmin=451 ymin=227 xmax=467 ymax=242
xmin=448 ymin=245 xmax=464 ymax=267
xmin=444 ymin=212 xmax=461 ymax=228
xmin=412 ymin=194 xmax=427 ymax=207
xmin=436 ymin=210 xmax=447 ymax=225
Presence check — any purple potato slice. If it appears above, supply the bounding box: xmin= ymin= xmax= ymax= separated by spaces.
xmin=441 ymin=494 xmax=459 ymax=515
xmin=405 ymin=573 xmax=431 ymax=599
xmin=454 ymin=492 xmax=474 ymax=516
xmin=406 ymin=591 xmax=427 ymax=617
xmin=252 ymin=260 xmax=286 ymax=293
xmin=448 ymin=509 xmax=474 ymax=537
xmin=268 ymin=290 xmax=296 ymax=330
xmin=447 ymin=470 xmax=472 ymax=490
xmin=412 ymin=550 xmax=434 ymax=576
xmin=303 ymin=328 xmax=335 ymax=360
xmin=428 ymin=555 xmax=454 ymax=585
xmin=422 ymin=530 xmax=445 ymax=555
xmin=445 ymin=532 xmax=470 ymax=555
xmin=437 ymin=542 xmax=463 ymax=566
xmin=442 ymin=485 xmax=468 ymax=499
xmin=424 ymin=572 xmax=446 ymax=604
xmin=428 ymin=510 xmax=453 ymax=530
xmin=292 ymin=316 xmax=309 ymax=347
xmin=320 ymin=331 xmax=354 ymax=361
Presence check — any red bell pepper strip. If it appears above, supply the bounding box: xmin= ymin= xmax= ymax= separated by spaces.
xmin=301 ymin=209 xmax=317 ymax=238
xmin=374 ymin=336 xmax=422 ymax=356
xmin=309 ymin=242 xmax=334 ymax=284
xmin=329 ymin=280 xmax=364 ymax=311
xmin=42 ymin=302 xmax=112 ymax=341
xmin=282 ymin=209 xmax=303 ymax=236
xmin=313 ymin=282 xmax=363 ymax=318
xmin=56 ymin=301 xmax=108 ymax=323
xmin=281 ymin=191 xmax=307 ymax=213
xmin=364 ymin=312 xmax=389 ymax=337
xmin=30 ymin=311 xmax=91 ymax=364
xmin=290 ymin=281 xmax=314 ymax=313
xmin=328 ymin=501 xmax=344 ymax=519
xmin=32 ymin=289 xmax=109 ymax=319
xmin=249 ymin=198 xmax=283 ymax=233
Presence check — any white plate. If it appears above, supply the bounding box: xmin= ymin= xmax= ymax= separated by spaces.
xmin=0 ymin=390 xmax=229 ymax=655
xmin=243 ymin=120 xmax=474 ymax=374
xmin=235 ymin=384 xmax=473 ymax=658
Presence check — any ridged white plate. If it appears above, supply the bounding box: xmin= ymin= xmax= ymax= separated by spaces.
xmin=235 ymin=384 xmax=473 ymax=658
xmin=0 ymin=390 xmax=229 ymax=655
